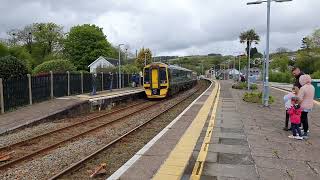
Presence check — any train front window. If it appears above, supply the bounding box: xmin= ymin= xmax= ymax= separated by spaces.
xmin=160 ymin=67 xmax=167 ymax=84
xmin=144 ymin=68 xmax=150 ymax=83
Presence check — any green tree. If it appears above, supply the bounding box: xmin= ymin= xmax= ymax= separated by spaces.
xmin=135 ymin=48 xmax=152 ymax=70
xmin=121 ymin=64 xmax=140 ymax=74
xmin=239 ymin=29 xmax=260 ymax=81
xmin=33 ymin=59 xmax=76 ymax=74
xmin=301 ymin=37 xmax=312 ymax=49
xmin=295 ymin=49 xmax=320 ymax=74
xmin=0 ymin=42 xmax=9 ymax=57
xmin=0 ymin=55 xmax=29 ymax=79
xmin=270 ymin=53 xmax=289 ymax=72
xmin=32 ymin=22 xmax=64 ymax=55
xmin=64 ymin=24 xmax=113 ymax=71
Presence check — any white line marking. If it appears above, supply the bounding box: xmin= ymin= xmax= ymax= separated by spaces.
xmin=271 ymin=86 xmax=320 ymax=106
xmin=107 ymin=80 xmax=214 ymax=180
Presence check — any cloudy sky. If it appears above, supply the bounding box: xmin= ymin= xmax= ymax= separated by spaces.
xmin=0 ymin=0 xmax=319 ymax=56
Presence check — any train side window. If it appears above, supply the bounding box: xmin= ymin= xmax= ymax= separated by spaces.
xmin=160 ymin=67 xmax=167 ymax=83
xmin=144 ymin=68 xmax=150 ymax=83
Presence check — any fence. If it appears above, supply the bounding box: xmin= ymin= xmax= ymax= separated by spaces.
xmin=0 ymin=72 xmax=136 ymax=113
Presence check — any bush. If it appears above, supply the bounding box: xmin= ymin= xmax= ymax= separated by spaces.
xmin=311 ymin=71 xmax=320 ymax=79
xmin=9 ymin=46 xmax=35 ymax=71
xmin=0 ymin=55 xmax=29 ymax=79
xmin=243 ymin=91 xmax=274 ymax=104
xmin=33 ymin=59 xmax=76 ymax=74
xmin=232 ymin=82 xmax=257 ymax=90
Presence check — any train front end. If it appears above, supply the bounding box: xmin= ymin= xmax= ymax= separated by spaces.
xmin=143 ymin=63 xmax=169 ymax=98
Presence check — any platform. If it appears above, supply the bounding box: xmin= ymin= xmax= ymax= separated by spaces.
xmin=0 ymin=87 xmax=144 ymax=135
xmin=108 ymin=80 xmax=320 ymax=180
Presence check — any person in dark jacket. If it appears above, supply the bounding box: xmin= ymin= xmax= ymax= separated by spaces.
xmin=292 ymin=67 xmax=304 ymax=89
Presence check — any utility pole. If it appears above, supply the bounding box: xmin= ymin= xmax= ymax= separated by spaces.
xmin=118 ymin=44 xmax=124 ymax=89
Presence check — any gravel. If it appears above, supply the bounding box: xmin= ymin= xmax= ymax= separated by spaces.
xmin=0 ymin=81 xmax=209 ymax=180
xmin=0 ymin=100 xmax=145 ymax=148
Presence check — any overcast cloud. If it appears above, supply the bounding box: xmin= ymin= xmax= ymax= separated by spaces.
xmin=0 ymin=0 xmax=319 ymax=56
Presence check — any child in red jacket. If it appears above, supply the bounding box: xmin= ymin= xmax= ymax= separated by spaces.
xmin=288 ymin=97 xmax=303 ymax=140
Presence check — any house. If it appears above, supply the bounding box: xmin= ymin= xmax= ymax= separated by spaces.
xmin=88 ymin=56 xmax=119 ymax=73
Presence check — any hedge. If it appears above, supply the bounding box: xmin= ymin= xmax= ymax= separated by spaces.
xmin=33 ymin=59 xmax=77 ymax=74
xmin=311 ymin=71 xmax=320 ymax=79
xmin=243 ymin=91 xmax=274 ymax=104
xmin=0 ymin=55 xmax=29 ymax=79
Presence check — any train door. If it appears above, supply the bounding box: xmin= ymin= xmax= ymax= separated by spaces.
xmin=151 ymin=68 xmax=159 ymax=89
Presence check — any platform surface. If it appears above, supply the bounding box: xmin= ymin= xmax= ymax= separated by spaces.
xmin=109 ymin=80 xmax=320 ymax=180
xmin=0 ymin=87 xmax=143 ymax=135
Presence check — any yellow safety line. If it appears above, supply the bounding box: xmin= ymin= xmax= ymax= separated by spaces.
xmin=190 ymin=83 xmax=220 ymax=180
xmin=152 ymin=80 xmax=220 ymax=180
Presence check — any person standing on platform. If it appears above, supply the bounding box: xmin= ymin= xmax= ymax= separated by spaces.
xmin=109 ymin=72 xmax=113 ymax=91
xmin=292 ymin=67 xmax=304 ymax=89
xmin=131 ymin=74 xmax=136 ymax=87
xmin=91 ymin=73 xmax=97 ymax=95
xmin=287 ymin=97 xmax=303 ymax=140
xmin=297 ymin=74 xmax=315 ymax=138
xmin=283 ymin=87 xmax=299 ymax=131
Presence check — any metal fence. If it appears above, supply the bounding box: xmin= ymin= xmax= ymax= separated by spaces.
xmin=0 ymin=72 xmax=137 ymax=113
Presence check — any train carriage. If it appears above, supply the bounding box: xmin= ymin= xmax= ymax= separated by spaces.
xmin=143 ymin=62 xmax=196 ymax=98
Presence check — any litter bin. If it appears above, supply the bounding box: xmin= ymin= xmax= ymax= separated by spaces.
xmin=311 ymin=79 xmax=320 ymax=100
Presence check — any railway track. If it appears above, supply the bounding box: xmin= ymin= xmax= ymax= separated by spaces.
xmin=48 ymin=86 xmax=201 ymax=179
xmin=0 ymin=100 xmax=158 ymax=170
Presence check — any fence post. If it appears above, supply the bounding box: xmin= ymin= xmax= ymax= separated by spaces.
xmin=0 ymin=78 xmax=4 ymax=114
xmin=81 ymin=72 xmax=84 ymax=94
xmin=27 ymin=74 xmax=32 ymax=105
xmin=50 ymin=71 xmax=54 ymax=99
xmin=101 ymin=72 xmax=104 ymax=91
xmin=67 ymin=71 xmax=70 ymax=96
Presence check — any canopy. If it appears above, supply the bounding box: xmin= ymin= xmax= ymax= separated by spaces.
xmin=228 ymin=69 xmax=242 ymax=75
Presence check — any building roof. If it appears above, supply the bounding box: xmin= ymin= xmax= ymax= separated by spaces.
xmin=88 ymin=56 xmax=118 ymax=67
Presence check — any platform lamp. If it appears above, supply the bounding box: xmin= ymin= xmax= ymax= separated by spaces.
xmin=247 ymin=0 xmax=292 ymax=106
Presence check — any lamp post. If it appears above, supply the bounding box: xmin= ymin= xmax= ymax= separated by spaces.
xmin=247 ymin=41 xmax=251 ymax=90
xmin=247 ymin=0 xmax=292 ymax=106
xmin=118 ymin=44 xmax=124 ymax=89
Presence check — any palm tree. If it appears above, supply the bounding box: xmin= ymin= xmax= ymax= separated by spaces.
xmin=239 ymin=29 xmax=260 ymax=82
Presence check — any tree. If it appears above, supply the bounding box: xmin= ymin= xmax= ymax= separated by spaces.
xmin=7 ymin=23 xmax=64 ymax=55
xmin=310 ymin=28 xmax=320 ymax=48
xmin=33 ymin=59 xmax=76 ymax=74
xmin=239 ymin=29 xmax=260 ymax=81
xmin=0 ymin=42 xmax=9 ymax=57
xmin=32 ymin=22 xmax=64 ymax=55
xmin=295 ymin=49 xmax=320 ymax=74
xmin=121 ymin=64 xmax=140 ymax=74
xmin=0 ymin=55 xmax=29 ymax=79
xmin=270 ymin=54 xmax=289 ymax=72
xmin=135 ymin=48 xmax=152 ymax=70
xmin=64 ymin=24 xmax=113 ymax=71
xmin=301 ymin=37 xmax=312 ymax=49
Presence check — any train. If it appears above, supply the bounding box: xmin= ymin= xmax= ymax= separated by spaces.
xmin=143 ymin=62 xmax=197 ymax=98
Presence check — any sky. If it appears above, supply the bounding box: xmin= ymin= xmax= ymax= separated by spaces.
xmin=0 ymin=0 xmax=319 ymax=56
